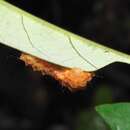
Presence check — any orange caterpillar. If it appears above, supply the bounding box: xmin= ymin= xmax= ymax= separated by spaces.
xmin=20 ymin=53 xmax=94 ymax=91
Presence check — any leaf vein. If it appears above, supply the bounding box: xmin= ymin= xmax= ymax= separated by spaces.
xmin=67 ymin=35 xmax=98 ymax=70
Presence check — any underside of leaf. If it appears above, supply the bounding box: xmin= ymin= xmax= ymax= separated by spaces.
xmin=0 ymin=1 xmax=130 ymax=72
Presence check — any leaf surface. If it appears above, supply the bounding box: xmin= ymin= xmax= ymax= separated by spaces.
xmin=96 ymin=103 xmax=130 ymax=130
xmin=0 ymin=0 xmax=130 ymax=71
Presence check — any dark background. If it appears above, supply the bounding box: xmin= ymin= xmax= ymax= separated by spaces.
xmin=0 ymin=0 xmax=130 ymax=129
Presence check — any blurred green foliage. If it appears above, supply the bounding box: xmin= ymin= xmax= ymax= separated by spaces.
xmin=93 ymin=85 xmax=113 ymax=105
xmin=76 ymin=109 xmax=110 ymax=130
xmin=96 ymin=103 xmax=130 ymax=130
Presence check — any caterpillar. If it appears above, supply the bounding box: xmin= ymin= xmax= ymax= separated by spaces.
xmin=20 ymin=53 xmax=94 ymax=91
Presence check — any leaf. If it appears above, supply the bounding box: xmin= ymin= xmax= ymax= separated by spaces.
xmin=0 ymin=1 xmax=130 ymax=71
xmin=96 ymin=103 xmax=130 ymax=130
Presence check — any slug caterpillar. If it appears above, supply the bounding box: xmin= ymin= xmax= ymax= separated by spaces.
xmin=20 ymin=53 xmax=94 ymax=91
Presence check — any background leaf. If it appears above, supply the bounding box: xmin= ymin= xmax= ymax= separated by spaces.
xmin=0 ymin=0 xmax=130 ymax=71
xmin=96 ymin=103 xmax=130 ymax=130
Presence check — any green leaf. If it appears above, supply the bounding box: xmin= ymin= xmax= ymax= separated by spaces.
xmin=0 ymin=1 xmax=130 ymax=71
xmin=96 ymin=103 xmax=130 ymax=130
